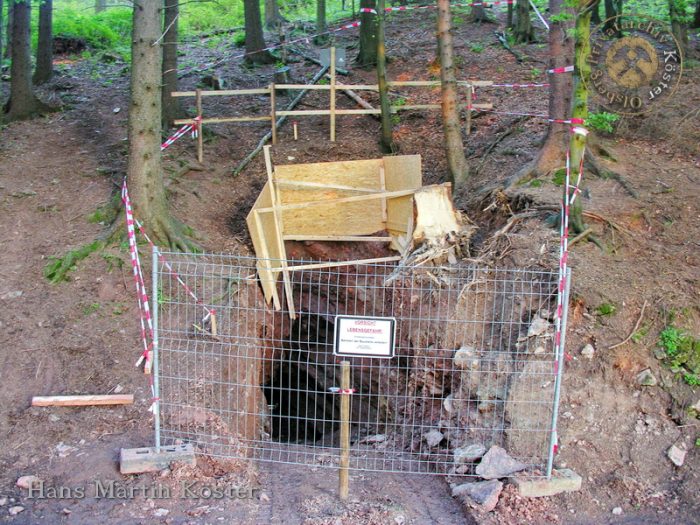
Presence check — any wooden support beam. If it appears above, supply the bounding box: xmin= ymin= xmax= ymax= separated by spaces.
xmin=330 ymin=46 xmax=337 ymax=142
xmin=174 ymin=116 xmax=272 ymax=125
xmin=195 ymin=88 xmax=203 ymax=163
xmin=270 ymin=83 xmax=277 ymax=145
xmin=172 ymin=88 xmax=271 ymax=97
xmin=32 ymin=394 xmax=134 ymax=407
xmin=271 ymin=256 xmax=402 ymax=273
xmin=253 ymin=210 xmax=281 ymax=310
xmin=255 ymin=189 xmax=417 ymax=214
xmin=274 ymin=180 xmax=381 ymax=193
xmin=282 ymin=235 xmax=393 ymax=242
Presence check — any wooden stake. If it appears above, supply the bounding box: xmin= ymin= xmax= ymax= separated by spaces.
xmin=195 ymin=88 xmax=204 ymax=163
xmin=270 ymin=83 xmax=277 ymax=145
xmin=253 ymin=210 xmax=282 ymax=310
xmin=466 ymin=84 xmax=472 ymax=135
xmin=293 ymin=120 xmax=298 ymax=140
xmin=209 ymin=312 xmax=218 ymax=337
xmin=32 ymin=395 xmax=134 ymax=407
xmin=339 ymin=360 xmax=351 ymax=501
xmin=263 ymin=145 xmax=296 ymax=319
xmin=330 ymin=46 xmax=337 ymax=142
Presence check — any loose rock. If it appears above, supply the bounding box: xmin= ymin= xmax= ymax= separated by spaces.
xmin=454 ymin=346 xmax=479 ymax=370
xmin=667 ymin=443 xmax=687 ymax=467
xmin=580 ymin=344 xmax=595 ymax=359
xmin=452 ymin=480 xmax=503 ymax=512
xmin=636 ymin=368 xmax=657 ymax=386
xmin=424 ymin=430 xmax=444 ymax=448
xmin=454 ymin=444 xmax=487 ymax=464
xmin=527 ymin=316 xmax=550 ymax=337
xmin=153 ymin=508 xmax=169 ymax=517
xmin=612 ymin=507 xmax=623 ymax=515
xmin=475 ymin=446 xmax=527 ymax=479
xmin=16 ymin=475 xmax=40 ymax=490
xmin=8 ymin=506 xmax=24 ymax=516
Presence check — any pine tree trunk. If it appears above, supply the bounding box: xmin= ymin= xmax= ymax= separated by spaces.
xmin=317 ymin=0 xmax=326 ymax=34
xmin=437 ymin=0 xmax=468 ymax=188
xmin=244 ymin=0 xmax=274 ymax=64
xmin=376 ymin=0 xmax=393 ymax=152
xmin=668 ymin=0 xmax=688 ymax=56
xmin=264 ymin=0 xmax=283 ymax=28
xmin=513 ymin=0 xmax=534 ymax=42
xmin=161 ymin=0 xmax=182 ymax=129
xmin=357 ymin=0 xmax=377 ymax=66
xmin=693 ymin=0 xmax=700 ymax=28
xmin=603 ymin=0 xmax=620 ymax=34
xmin=4 ymin=1 xmax=47 ymax=121
xmin=590 ymin=0 xmax=601 ymax=24
xmin=95 ymin=0 xmax=106 ymax=13
xmin=128 ymin=1 xmax=183 ymax=248
xmin=528 ymin=0 xmax=572 ymax=175
xmin=567 ymin=2 xmax=592 ymax=235
xmin=469 ymin=4 xmax=493 ymax=23
xmin=5 ymin=2 xmax=12 ymax=61
xmin=507 ymin=2 xmax=514 ymax=28
xmin=33 ymin=0 xmax=53 ymax=85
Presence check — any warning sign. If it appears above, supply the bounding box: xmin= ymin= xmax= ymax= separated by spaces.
xmin=333 ymin=316 xmax=396 ymax=359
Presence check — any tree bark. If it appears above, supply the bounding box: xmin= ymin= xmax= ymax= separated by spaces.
xmin=0 ymin=0 xmax=4 ymax=61
xmin=376 ymin=0 xmax=393 ymax=152
xmin=469 ymin=4 xmax=494 ymax=23
xmin=507 ymin=1 xmax=514 ymax=28
xmin=33 ymin=0 xmax=53 ymax=85
xmin=603 ymin=0 xmax=620 ymax=34
xmin=4 ymin=1 xmax=48 ymax=121
xmin=668 ymin=0 xmax=688 ymax=56
xmin=128 ymin=1 xmax=188 ymax=249
xmin=437 ymin=0 xmax=468 ymax=187
xmin=693 ymin=0 xmax=700 ymax=28
xmin=316 ymin=0 xmax=327 ymax=36
xmin=244 ymin=0 xmax=274 ymax=64
xmin=161 ymin=0 xmax=182 ymax=128
xmin=567 ymin=1 xmax=593 ymax=235
xmin=518 ymin=0 xmax=573 ymax=179
xmin=4 ymin=1 xmax=12 ymax=61
xmin=95 ymin=0 xmax=106 ymax=13
xmin=357 ymin=0 xmax=377 ymax=66
xmin=590 ymin=0 xmax=601 ymax=24
xmin=513 ymin=0 xmax=534 ymax=42
xmin=264 ymin=0 xmax=283 ymax=28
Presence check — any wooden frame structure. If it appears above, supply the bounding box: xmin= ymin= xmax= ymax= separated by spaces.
xmin=245 ymin=148 xmax=422 ymax=315
xmin=171 ymin=48 xmax=493 ymax=162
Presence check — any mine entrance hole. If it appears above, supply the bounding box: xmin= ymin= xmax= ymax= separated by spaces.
xmin=263 ymin=313 xmax=349 ymax=445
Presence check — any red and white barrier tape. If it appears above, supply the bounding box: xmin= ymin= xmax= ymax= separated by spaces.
xmin=490 ymin=82 xmax=550 ymax=88
xmin=161 ymin=117 xmax=201 ymax=151
xmin=121 ymin=179 xmax=159 ymax=414
xmin=329 ymin=387 xmax=356 ymax=394
xmin=550 ymin=124 xmax=588 ymax=455
xmin=548 ymin=65 xmax=574 ymax=74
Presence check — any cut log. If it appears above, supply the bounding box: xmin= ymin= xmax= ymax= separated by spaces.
xmin=412 ymin=183 xmax=461 ymax=244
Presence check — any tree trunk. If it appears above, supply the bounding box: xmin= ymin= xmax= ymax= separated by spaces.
xmin=567 ymin=1 xmax=593 ymax=235
xmin=513 ymin=0 xmax=534 ymax=42
xmin=507 ymin=1 xmax=514 ymax=28
xmin=469 ymin=4 xmax=493 ymax=23
xmin=668 ymin=0 xmax=688 ymax=56
xmin=693 ymin=0 xmax=700 ymax=28
xmin=33 ymin=0 xmax=53 ymax=85
xmin=4 ymin=1 xmax=48 ymax=121
xmin=316 ymin=0 xmax=326 ymax=36
xmin=95 ymin=0 xmax=106 ymax=13
xmin=128 ymin=1 xmax=187 ymax=249
xmin=376 ymin=0 xmax=393 ymax=152
xmin=244 ymin=0 xmax=274 ymax=64
xmin=590 ymin=0 xmax=601 ymax=24
xmin=161 ymin=0 xmax=182 ymax=129
xmin=437 ymin=0 xmax=468 ymax=188
xmin=357 ymin=0 xmax=377 ymax=66
xmin=5 ymin=1 xmax=12 ymax=61
xmin=522 ymin=0 xmax=573 ymax=178
xmin=264 ymin=0 xmax=283 ymax=28
xmin=603 ymin=0 xmax=620 ymax=34
xmin=0 ymin=0 xmax=4 ymax=61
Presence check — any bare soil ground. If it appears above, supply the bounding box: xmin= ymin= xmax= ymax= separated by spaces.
xmin=1 ymin=8 xmax=699 ymax=524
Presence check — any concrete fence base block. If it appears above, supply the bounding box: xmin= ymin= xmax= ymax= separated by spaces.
xmin=120 ymin=444 xmax=196 ymax=475
xmin=511 ymin=468 xmax=582 ymax=498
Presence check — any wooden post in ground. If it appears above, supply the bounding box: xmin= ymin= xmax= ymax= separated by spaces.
xmin=466 ymin=84 xmax=472 ymax=135
xmin=339 ymin=360 xmax=351 ymax=501
xmin=270 ymin=84 xmax=277 ymax=145
xmin=195 ymin=88 xmax=204 ymax=162
xmin=329 ymin=46 xmax=337 ymax=142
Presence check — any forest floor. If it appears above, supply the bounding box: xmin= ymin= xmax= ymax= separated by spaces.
xmin=1 ymin=7 xmax=699 ymax=524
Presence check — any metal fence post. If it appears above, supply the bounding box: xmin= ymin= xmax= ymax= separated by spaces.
xmin=152 ymin=246 xmax=161 ymax=452
xmin=546 ymin=268 xmax=571 ymax=478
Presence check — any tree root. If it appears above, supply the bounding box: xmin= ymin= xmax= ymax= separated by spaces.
xmin=585 ymin=155 xmax=638 ymax=198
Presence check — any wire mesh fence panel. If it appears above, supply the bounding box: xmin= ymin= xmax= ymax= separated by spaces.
xmin=155 ymin=250 xmax=563 ymax=477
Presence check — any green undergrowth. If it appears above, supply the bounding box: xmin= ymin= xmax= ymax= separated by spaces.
xmin=659 ymin=325 xmax=700 ymax=386
xmin=44 ymin=240 xmax=105 ymax=284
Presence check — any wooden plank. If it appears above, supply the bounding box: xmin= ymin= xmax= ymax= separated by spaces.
xmin=336 ymin=83 xmax=379 ymax=91
xmin=172 ymin=88 xmax=271 ymax=97
xmin=282 ymin=235 xmax=393 ymax=242
xmin=271 ymin=256 xmax=402 ymax=273
xmin=252 ymin=210 xmax=281 ymax=309
xmin=275 ymin=180 xmax=381 ymax=193
xmin=120 ymin=444 xmax=195 ymax=475
xmin=384 ymin=154 xmax=422 ymax=238
xmin=263 ymin=146 xmax=296 ymax=318
xmin=246 ymin=185 xmax=283 ymax=306
xmin=379 ymin=164 xmax=388 ymax=224
xmin=277 ymin=109 xmax=331 ymax=116
xmin=335 ymin=109 xmax=381 ymax=115
xmin=330 ymin=47 xmax=336 ymax=142
xmin=174 ymin=116 xmax=272 ymax=125
xmin=32 ymin=395 xmax=134 ymax=407
xmin=255 ymin=189 xmax=417 ymax=213
xmin=276 ymin=84 xmax=331 ymax=90
xmin=466 ymin=85 xmax=472 ymax=135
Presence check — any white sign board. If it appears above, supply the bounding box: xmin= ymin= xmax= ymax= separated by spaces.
xmin=333 ymin=316 xmax=396 ymax=359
